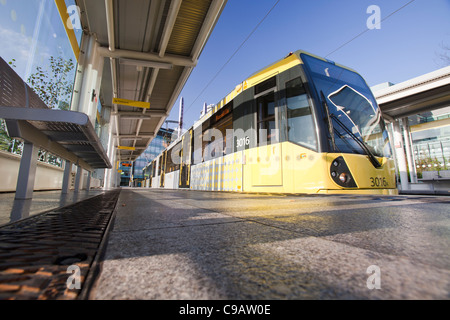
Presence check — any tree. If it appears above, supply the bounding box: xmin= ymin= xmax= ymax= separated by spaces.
xmin=0 ymin=119 xmax=10 ymax=151
xmin=27 ymin=56 xmax=75 ymax=110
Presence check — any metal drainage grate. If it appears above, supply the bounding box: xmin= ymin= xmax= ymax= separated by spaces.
xmin=0 ymin=190 xmax=120 ymax=300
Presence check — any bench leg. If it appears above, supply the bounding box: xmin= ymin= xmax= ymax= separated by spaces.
xmin=74 ymin=165 xmax=82 ymax=193
xmin=15 ymin=142 xmax=38 ymax=200
xmin=62 ymin=160 xmax=72 ymax=194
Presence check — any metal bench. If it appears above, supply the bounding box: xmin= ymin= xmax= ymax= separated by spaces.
xmin=0 ymin=57 xmax=111 ymax=200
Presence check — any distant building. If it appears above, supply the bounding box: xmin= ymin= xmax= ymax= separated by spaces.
xmin=371 ymin=66 xmax=450 ymax=190
xmin=130 ymin=127 xmax=175 ymax=186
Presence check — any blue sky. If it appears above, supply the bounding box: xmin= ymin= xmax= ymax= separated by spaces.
xmin=169 ymin=0 xmax=450 ymax=129
xmin=1 ymin=0 xmax=449 ymax=132
xmin=0 ymin=0 xmax=80 ymax=80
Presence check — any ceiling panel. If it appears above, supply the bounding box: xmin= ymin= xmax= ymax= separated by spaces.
xmin=79 ymin=0 xmax=227 ymax=162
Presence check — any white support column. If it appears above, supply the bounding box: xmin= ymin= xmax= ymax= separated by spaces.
xmin=392 ymin=120 xmax=410 ymax=191
xmin=402 ymin=117 xmax=418 ymax=183
xmin=74 ymin=35 xmax=105 ymax=127
xmin=74 ymin=165 xmax=83 ymax=193
xmin=61 ymin=160 xmax=72 ymax=194
xmin=15 ymin=142 xmax=39 ymax=200
xmin=104 ymin=117 xmax=115 ymax=189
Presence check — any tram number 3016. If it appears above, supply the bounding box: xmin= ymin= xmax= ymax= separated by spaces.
xmin=236 ymin=136 xmax=250 ymax=148
xmin=370 ymin=176 xmax=388 ymax=187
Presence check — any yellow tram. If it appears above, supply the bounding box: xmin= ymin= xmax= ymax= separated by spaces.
xmin=146 ymin=50 xmax=397 ymax=195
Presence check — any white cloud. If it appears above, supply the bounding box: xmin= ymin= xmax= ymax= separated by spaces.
xmin=0 ymin=24 xmax=51 ymax=80
xmin=0 ymin=25 xmax=31 ymax=78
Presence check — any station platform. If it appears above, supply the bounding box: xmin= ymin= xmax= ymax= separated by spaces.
xmin=91 ymin=188 xmax=450 ymax=300
xmin=1 ymin=188 xmax=450 ymax=300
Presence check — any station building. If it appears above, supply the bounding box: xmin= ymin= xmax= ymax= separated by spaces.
xmin=372 ymin=65 xmax=450 ymax=194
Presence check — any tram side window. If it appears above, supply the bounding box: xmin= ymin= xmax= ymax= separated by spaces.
xmin=192 ymin=127 xmax=203 ymax=164
xmin=286 ymin=77 xmax=317 ymax=150
xmin=181 ymin=131 xmax=191 ymax=165
xmin=166 ymin=143 xmax=181 ymax=173
xmin=157 ymin=156 xmax=163 ymax=176
xmin=152 ymin=161 xmax=156 ymax=178
xmin=255 ymin=76 xmax=278 ymax=145
xmin=213 ymin=107 xmax=233 ymax=157
xmin=202 ymin=103 xmax=233 ymax=161
xmin=257 ymin=92 xmax=277 ymax=145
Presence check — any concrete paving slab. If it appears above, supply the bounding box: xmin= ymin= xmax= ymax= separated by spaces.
xmin=91 ymin=188 xmax=450 ymax=300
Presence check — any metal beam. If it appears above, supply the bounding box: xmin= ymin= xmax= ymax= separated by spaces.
xmin=116 ymin=134 xmax=155 ymax=139
xmin=191 ymin=0 xmax=228 ymax=60
xmin=159 ymin=0 xmax=182 ymax=58
xmin=119 ymin=58 xmax=173 ymax=70
xmin=97 ymin=47 xmax=197 ymax=67
xmin=112 ymin=110 xmax=168 ymax=117
xmin=105 ymin=0 xmax=115 ymax=52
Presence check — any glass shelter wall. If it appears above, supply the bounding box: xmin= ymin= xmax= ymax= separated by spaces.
xmin=0 ymin=0 xmax=82 ymax=167
xmin=408 ymin=106 xmax=450 ymax=179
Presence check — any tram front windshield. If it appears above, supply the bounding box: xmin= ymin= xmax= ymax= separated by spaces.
xmin=301 ymin=54 xmax=392 ymax=159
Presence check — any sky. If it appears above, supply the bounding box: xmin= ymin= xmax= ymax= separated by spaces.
xmin=0 ymin=0 xmax=81 ymax=80
xmin=167 ymin=0 xmax=450 ymax=129
xmin=1 ymin=0 xmax=449 ymax=133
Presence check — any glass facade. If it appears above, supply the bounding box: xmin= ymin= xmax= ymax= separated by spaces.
xmin=118 ymin=162 xmax=133 ymax=187
xmin=408 ymin=106 xmax=450 ymax=179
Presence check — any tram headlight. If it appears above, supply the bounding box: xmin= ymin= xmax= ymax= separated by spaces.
xmin=339 ymin=173 xmax=349 ymax=183
xmin=330 ymin=156 xmax=357 ymax=188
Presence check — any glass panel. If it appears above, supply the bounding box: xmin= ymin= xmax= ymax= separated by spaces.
xmin=410 ymin=111 xmax=450 ymax=178
xmin=257 ymin=92 xmax=277 ymax=145
xmin=181 ymin=130 xmax=192 ymax=164
xmin=301 ymin=54 xmax=392 ymax=158
xmin=64 ymin=0 xmax=83 ymax=46
xmin=203 ymin=112 xmax=233 ymax=161
xmin=0 ymin=0 xmax=78 ymax=109
xmin=166 ymin=142 xmax=181 ymax=173
xmin=255 ymin=76 xmax=276 ymax=95
xmin=0 ymin=0 xmax=81 ymax=167
xmin=286 ymin=77 xmax=317 ymax=150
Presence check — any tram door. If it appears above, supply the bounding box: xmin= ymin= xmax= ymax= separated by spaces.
xmin=252 ymin=90 xmax=283 ymax=186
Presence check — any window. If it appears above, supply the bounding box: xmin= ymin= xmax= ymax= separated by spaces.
xmin=213 ymin=105 xmax=233 ymax=157
xmin=181 ymin=130 xmax=192 ymax=165
xmin=157 ymin=155 xmax=163 ymax=176
xmin=255 ymin=76 xmax=278 ymax=145
xmin=255 ymin=76 xmax=276 ymax=95
xmin=152 ymin=160 xmax=156 ymax=178
xmin=286 ymin=77 xmax=317 ymax=150
xmin=166 ymin=142 xmax=181 ymax=173
xmin=192 ymin=126 xmax=203 ymax=164
xmin=257 ymin=92 xmax=277 ymax=145
xmin=201 ymin=102 xmax=233 ymax=161
xmin=301 ymin=53 xmax=390 ymax=157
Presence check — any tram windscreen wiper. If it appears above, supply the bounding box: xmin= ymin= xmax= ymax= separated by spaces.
xmin=320 ymin=91 xmax=336 ymax=151
xmin=329 ymin=112 xmax=382 ymax=168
